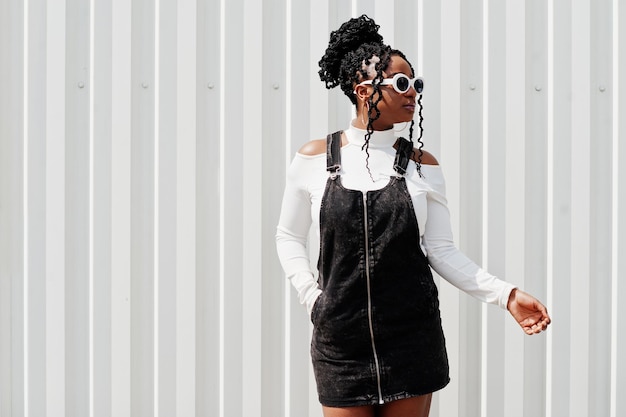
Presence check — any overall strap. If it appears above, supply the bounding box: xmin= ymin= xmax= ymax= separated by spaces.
xmin=393 ymin=137 xmax=414 ymax=175
xmin=326 ymin=130 xmax=342 ymax=179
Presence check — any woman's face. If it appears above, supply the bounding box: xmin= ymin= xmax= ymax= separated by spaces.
xmin=357 ymin=55 xmax=417 ymax=130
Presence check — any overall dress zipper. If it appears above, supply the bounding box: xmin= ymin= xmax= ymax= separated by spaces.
xmin=363 ymin=192 xmax=384 ymax=404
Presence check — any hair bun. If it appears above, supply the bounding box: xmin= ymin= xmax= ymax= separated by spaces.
xmin=319 ymin=15 xmax=384 ymax=89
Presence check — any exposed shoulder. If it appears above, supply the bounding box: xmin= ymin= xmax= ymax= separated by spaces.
xmin=298 ymin=133 xmax=348 ymax=156
xmin=297 ymin=139 xmax=326 ymax=156
xmin=412 ymin=148 xmax=439 ymax=166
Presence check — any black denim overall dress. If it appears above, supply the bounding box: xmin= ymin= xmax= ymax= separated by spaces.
xmin=310 ymin=131 xmax=450 ymax=407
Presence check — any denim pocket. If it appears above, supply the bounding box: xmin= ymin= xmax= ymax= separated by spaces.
xmin=310 ymin=293 xmax=323 ymax=325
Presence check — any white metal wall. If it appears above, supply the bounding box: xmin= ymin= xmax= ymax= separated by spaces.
xmin=1 ymin=0 xmax=624 ymax=416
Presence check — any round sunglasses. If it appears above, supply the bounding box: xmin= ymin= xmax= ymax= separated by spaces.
xmin=356 ymin=73 xmax=424 ymax=94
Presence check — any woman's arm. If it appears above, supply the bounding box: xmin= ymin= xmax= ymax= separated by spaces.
xmin=421 ymin=167 xmax=551 ymax=333
xmin=275 ymin=154 xmax=322 ymax=314
xmin=421 ymin=168 xmax=516 ymax=310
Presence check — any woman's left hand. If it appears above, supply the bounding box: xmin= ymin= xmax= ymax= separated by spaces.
xmin=507 ymin=288 xmax=551 ymax=335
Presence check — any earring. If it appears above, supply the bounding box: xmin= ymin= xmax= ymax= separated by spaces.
xmin=361 ymin=101 xmax=370 ymax=126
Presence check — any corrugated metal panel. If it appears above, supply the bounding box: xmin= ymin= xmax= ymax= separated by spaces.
xmin=1 ymin=1 xmax=624 ymax=416
xmin=549 ymin=1 xmax=573 ymax=416
xmin=1 ymin=1 xmax=25 ymax=416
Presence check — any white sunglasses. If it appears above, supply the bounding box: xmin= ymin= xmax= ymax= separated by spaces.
xmin=356 ymin=73 xmax=424 ymax=94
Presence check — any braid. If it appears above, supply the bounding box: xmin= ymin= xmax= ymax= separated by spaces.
xmin=363 ymin=49 xmax=391 ymax=181
xmin=412 ymin=95 xmax=425 ymax=178
xmin=392 ymin=47 xmax=423 ymax=178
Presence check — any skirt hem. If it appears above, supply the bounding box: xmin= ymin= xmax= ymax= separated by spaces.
xmin=318 ymin=377 xmax=451 ymax=408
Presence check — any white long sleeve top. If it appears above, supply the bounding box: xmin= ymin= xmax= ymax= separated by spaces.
xmin=275 ymin=123 xmax=515 ymax=314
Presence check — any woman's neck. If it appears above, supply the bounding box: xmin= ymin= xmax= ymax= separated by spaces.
xmin=346 ymin=122 xmax=397 ymax=148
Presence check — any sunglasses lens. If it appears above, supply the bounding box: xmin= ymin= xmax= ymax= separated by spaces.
xmin=414 ymin=78 xmax=424 ymax=94
xmin=395 ymin=75 xmax=410 ymax=93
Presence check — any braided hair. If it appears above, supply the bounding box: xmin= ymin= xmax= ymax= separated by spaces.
xmin=318 ymin=14 xmax=424 ymax=177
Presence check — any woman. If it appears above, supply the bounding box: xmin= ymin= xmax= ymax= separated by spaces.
xmin=276 ymin=15 xmax=550 ymax=417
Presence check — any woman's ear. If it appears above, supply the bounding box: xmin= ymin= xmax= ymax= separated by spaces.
xmin=354 ymin=84 xmax=370 ymax=102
